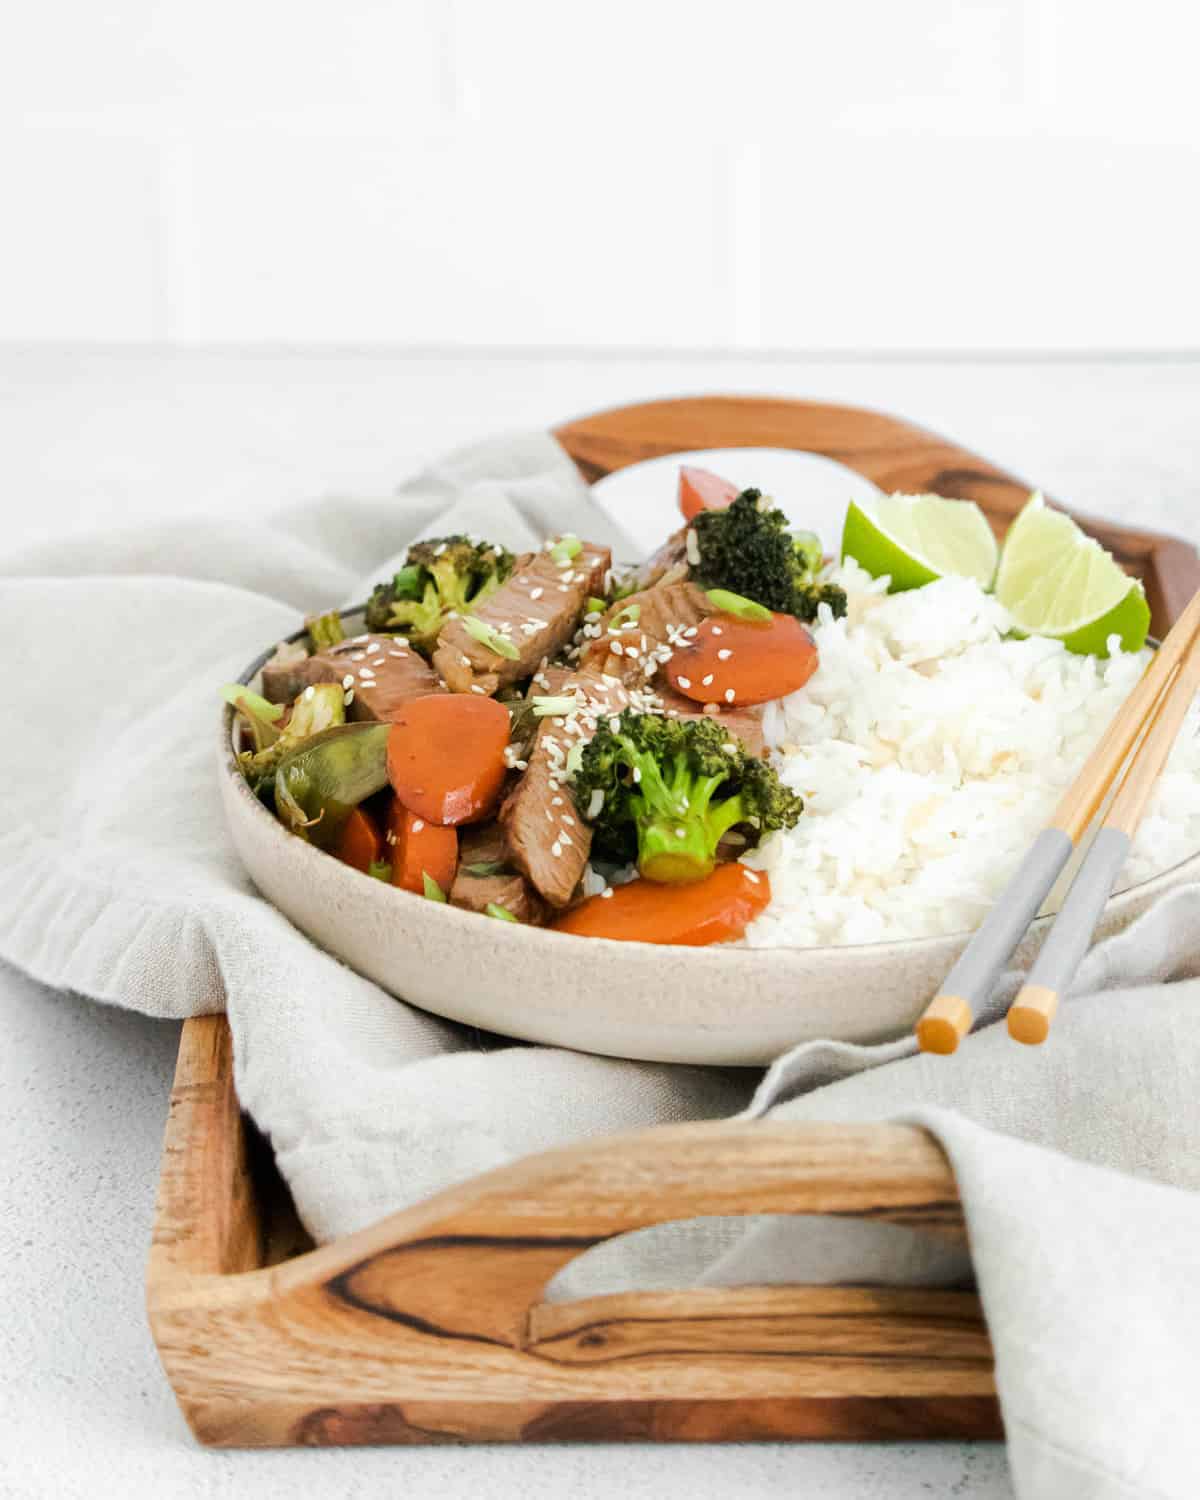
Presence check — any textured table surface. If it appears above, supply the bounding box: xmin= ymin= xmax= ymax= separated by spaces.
xmin=3 ymin=348 xmax=1198 ymax=1500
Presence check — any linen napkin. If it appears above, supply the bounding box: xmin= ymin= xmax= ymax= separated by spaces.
xmin=3 ymin=430 xmax=1199 ymax=1500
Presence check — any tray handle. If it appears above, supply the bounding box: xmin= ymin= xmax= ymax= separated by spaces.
xmin=276 ymin=1116 xmax=964 ymax=1350
xmin=554 ymin=394 xmax=1200 ymax=632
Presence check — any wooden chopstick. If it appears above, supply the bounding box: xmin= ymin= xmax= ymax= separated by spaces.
xmin=915 ymin=585 xmax=1200 ymax=1055
xmin=1007 ymin=647 xmax=1200 ymax=1044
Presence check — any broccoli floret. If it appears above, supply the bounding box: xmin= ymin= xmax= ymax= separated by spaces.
xmin=364 ymin=535 xmax=515 ymax=652
xmin=570 ymin=709 xmax=803 ymax=884
xmin=226 ymin=681 xmax=346 ymax=794
xmin=305 ymin=609 xmax=345 ymax=650
xmin=691 ymin=489 xmax=847 ymax=623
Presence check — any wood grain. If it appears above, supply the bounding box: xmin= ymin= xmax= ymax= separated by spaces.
xmin=147 ymin=1015 xmax=992 ymax=1446
xmin=152 ymin=394 xmax=1200 ymax=1448
xmin=554 ymin=394 xmax=1200 ymax=633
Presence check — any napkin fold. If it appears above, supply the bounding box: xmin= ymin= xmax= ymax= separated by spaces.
xmin=3 ymin=430 xmax=1199 ymax=1500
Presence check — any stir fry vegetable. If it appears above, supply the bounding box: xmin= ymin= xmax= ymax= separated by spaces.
xmin=332 ymin=805 xmax=384 ymax=874
xmin=273 ymin=722 xmax=390 ymax=847
xmin=551 ymin=864 xmax=771 ymax=944
xmin=386 ymin=694 xmax=511 ymax=825
xmin=228 ymin=681 xmax=346 ymax=792
xmin=678 ymin=464 xmax=739 ymax=521
xmin=387 ymin=800 xmax=459 ymax=894
xmin=364 ymin=536 xmax=515 ymax=652
xmin=665 ymin=611 xmax=819 ymax=706
xmin=690 ymin=488 xmax=847 ymax=623
xmin=570 ymin=710 xmax=804 ymax=884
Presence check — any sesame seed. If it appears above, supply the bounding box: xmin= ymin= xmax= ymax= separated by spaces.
xmin=551 ymin=843 xmax=563 ymax=858
xmin=552 ymin=796 xmax=563 ymax=806
xmin=461 ymin=654 xmax=471 ymax=666
xmin=412 ymin=819 xmax=425 ymax=833
xmin=701 ymin=674 xmax=714 ymax=685
xmin=743 ymin=869 xmax=761 ymax=885
xmin=303 ymin=685 xmax=315 ymax=701
xmin=351 ymin=634 xmax=370 ymax=644
xmin=530 ymin=587 xmax=544 ymax=600
xmin=359 ymin=666 xmax=375 ymax=678
xmin=632 ymin=767 xmax=642 ymax=783
xmin=344 ymin=689 xmax=355 ymax=706
xmin=600 ymin=887 xmax=614 ymax=899
xmin=366 ymin=641 xmax=382 ymax=653
xmin=563 ymin=815 xmax=576 ymax=827
xmin=685 ymin=627 xmax=699 ymax=639
xmin=341 ymin=674 xmax=355 ymax=689
xmin=711 ymin=626 xmax=722 ymax=637
xmin=677 ymin=676 xmax=691 ymax=689
xmin=611 ymin=641 xmax=624 ymax=656
xmin=470 ymin=684 xmax=486 ymax=694
xmin=724 ymin=688 xmax=735 ymax=703
xmin=351 ymin=652 xmax=366 ymax=661
xmin=675 ymin=827 xmax=686 ymax=838
xmin=393 ymin=636 xmax=410 ymax=647
xmin=717 ymin=649 xmax=732 ymax=660
xmin=388 ymin=650 xmax=409 ymax=659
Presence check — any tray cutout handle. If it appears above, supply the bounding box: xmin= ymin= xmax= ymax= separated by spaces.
xmin=282 ymin=1119 xmax=965 ymax=1351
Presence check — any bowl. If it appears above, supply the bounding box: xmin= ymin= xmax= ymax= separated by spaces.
xmin=219 ymin=609 xmax=1197 ymax=1066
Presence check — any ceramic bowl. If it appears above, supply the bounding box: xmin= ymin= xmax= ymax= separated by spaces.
xmin=219 ymin=614 xmax=1197 ymax=1066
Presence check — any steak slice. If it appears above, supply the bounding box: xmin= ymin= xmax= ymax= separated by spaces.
xmin=586 ymin=577 xmax=718 ymax=685
xmin=261 ymin=633 xmax=441 ymax=721
xmin=654 ymin=681 xmax=766 ymax=758
xmin=433 ymin=539 xmax=611 ymax=695
xmin=450 ymin=824 xmax=547 ymax=924
xmin=499 ymin=667 xmax=630 ymax=908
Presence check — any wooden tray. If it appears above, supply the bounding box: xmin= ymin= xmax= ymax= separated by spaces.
xmin=149 ymin=396 xmax=1200 ymax=1448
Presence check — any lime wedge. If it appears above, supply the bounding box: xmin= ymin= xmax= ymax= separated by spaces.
xmin=995 ymin=493 xmax=1149 ymax=657
xmin=841 ymin=493 xmax=998 ymax=592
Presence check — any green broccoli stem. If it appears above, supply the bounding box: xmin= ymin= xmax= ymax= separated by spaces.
xmin=629 ymin=750 xmax=743 ymax=884
xmin=306 ymin=610 xmax=346 ymax=650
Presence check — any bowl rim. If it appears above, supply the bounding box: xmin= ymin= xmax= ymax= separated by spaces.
xmin=221 ymin=608 xmax=1195 ymax=961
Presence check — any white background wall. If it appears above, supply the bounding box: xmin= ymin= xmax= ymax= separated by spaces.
xmin=4 ymin=1 xmax=1199 ymax=352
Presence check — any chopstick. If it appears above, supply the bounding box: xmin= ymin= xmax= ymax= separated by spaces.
xmin=1007 ymin=647 xmax=1200 ymax=1044
xmin=915 ymin=585 xmax=1200 ymax=1055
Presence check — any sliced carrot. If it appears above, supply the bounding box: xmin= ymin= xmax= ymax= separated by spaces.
xmin=664 ymin=611 xmax=818 ymax=706
xmin=678 ymin=465 xmax=740 ymax=522
xmin=386 ymin=693 xmax=511 ymax=825
xmin=388 ymin=799 xmax=459 ymax=895
xmin=331 ymin=805 xmax=384 ymax=874
xmin=552 ymin=864 xmax=770 ymax=946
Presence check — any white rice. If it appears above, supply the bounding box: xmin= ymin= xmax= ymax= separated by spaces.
xmin=742 ymin=558 xmax=1200 ymax=948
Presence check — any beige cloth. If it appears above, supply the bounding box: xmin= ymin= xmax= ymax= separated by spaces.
xmin=2 ymin=432 xmax=1199 ymax=1499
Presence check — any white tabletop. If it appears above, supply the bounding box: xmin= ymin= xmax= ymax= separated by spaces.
xmin=4 ymin=348 xmax=1199 ymax=1500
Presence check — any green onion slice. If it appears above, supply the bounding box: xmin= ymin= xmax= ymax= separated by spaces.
xmin=586 ymin=596 xmax=607 ymax=615
xmin=531 ymin=695 xmax=579 ymax=718
xmin=704 ymin=588 xmax=773 ymax=623
xmin=485 ymin=902 xmax=518 ymax=922
xmin=464 ymin=860 xmax=508 ymax=877
xmin=462 ymin=614 xmax=520 ymax=660
xmin=221 ymin=685 xmax=283 ymax=720
xmin=607 ymin=602 xmax=641 ymax=633
xmin=550 ymin=535 xmax=583 ymax=565
xmin=367 ymin=859 xmax=392 ymax=882
xmin=422 ymin=872 xmax=447 ymax=902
